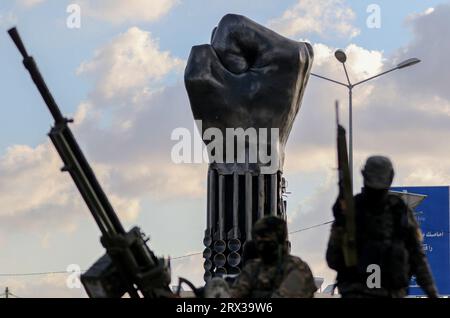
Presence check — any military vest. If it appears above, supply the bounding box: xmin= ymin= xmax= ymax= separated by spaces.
xmin=353 ymin=193 xmax=410 ymax=290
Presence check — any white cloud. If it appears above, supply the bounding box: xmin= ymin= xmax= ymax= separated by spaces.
xmin=268 ymin=0 xmax=360 ymax=40
xmin=393 ymin=4 xmax=450 ymax=102
xmin=72 ymin=26 xmax=204 ymax=202
xmin=0 ymin=143 xmax=76 ymax=218
xmin=77 ymin=27 xmax=183 ymax=102
xmin=16 ymin=0 xmax=46 ymax=8
xmin=343 ymin=44 xmax=384 ymax=79
xmin=287 ymin=22 xmax=450 ymax=182
xmin=16 ymin=0 xmax=177 ymax=24
xmin=0 ymin=141 xmax=143 ymax=239
xmin=288 ymin=173 xmax=337 ymax=287
xmin=70 ymin=91 xmax=205 ymax=203
xmin=79 ymin=0 xmax=178 ymax=24
xmin=0 ymin=11 xmax=18 ymax=27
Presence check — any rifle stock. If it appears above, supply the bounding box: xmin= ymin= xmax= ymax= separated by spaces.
xmin=9 ymin=27 xmax=172 ymax=298
xmin=335 ymin=101 xmax=358 ymax=267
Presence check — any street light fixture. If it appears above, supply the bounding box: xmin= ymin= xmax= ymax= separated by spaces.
xmin=397 ymin=58 xmax=421 ymax=69
xmin=334 ymin=49 xmax=347 ymax=63
xmin=311 ymin=50 xmax=421 ymax=189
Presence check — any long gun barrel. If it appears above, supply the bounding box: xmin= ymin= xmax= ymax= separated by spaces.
xmin=8 ymin=27 xmax=171 ymax=298
xmin=335 ymin=101 xmax=357 ymax=267
xmin=8 ymin=28 xmax=65 ymax=124
xmin=8 ymin=27 xmax=123 ymax=237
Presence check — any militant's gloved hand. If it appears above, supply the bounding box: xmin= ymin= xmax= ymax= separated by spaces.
xmin=185 ymin=14 xmax=313 ymax=173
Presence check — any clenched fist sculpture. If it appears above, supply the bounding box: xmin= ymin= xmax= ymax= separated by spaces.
xmin=184 ymin=14 xmax=313 ymax=280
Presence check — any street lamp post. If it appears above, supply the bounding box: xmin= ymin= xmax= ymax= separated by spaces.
xmin=311 ymin=50 xmax=421 ymax=189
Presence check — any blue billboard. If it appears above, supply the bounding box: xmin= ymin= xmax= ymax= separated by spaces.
xmin=390 ymin=186 xmax=450 ymax=296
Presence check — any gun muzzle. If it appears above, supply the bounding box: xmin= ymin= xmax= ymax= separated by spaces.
xmin=203 ymin=259 xmax=212 ymax=271
xmin=227 ymin=238 xmax=241 ymax=252
xmin=8 ymin=27 xmax=29 ymax=59
xmin=203 ymin=247 xmax=212 ymax=259
xmin=227 ymin=252 xmax=241 ymax=267
xmin=213 ymin=240 xmax=226 ymax=253
xmin=204 ymin=270 xmax=212 ymax=282
xmin=213 ymin=253 xmax=226 ymax=268
xmin=203 ymin=235 xmax=212 ymax=247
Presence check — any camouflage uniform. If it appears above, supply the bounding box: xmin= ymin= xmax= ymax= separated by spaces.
xmin=326 ymin=156 xmax=438 ymax=298
xmin=230 ymin=216 xmax=317 ymax=298
xmin=231 ymin=254 xmax=316 ymax=298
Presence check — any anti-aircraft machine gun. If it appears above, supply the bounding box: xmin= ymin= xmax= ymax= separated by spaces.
xmin=8 ymin=27 xmax=173 ymax=298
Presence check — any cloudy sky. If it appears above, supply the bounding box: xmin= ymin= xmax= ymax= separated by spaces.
xmin=0 ymin=0 xmax=449 ymax=297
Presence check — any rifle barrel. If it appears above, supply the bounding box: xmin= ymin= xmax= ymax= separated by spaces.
xmin=8 ymin=27 xmax=125 ymax=237
xmin=8 ymin=28 xmax=28 ymax=58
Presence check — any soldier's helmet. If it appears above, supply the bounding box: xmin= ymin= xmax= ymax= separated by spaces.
xmin=362 ymin=156 xmax=394 ymax=190
xmin=252 ymin=216 xmax=288 ymax=243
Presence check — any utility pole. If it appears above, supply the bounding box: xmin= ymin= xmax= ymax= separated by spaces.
xmin=0 ymin=287 xmax=10 ymax=298
xmin=1 ymin=287 xmax=19 ymax=298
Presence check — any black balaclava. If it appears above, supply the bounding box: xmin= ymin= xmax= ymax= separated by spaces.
xmin=252 ymin=216 xmax=288 ymax=264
